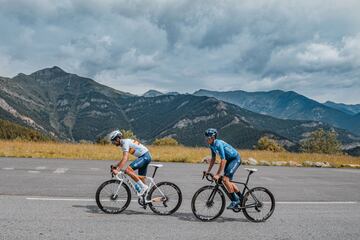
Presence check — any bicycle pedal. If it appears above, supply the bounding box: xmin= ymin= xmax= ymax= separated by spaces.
xmin=232 ymin=206 xmax=242 ymax=213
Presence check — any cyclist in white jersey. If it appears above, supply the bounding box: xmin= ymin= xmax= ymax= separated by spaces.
xmin=109 ymin=130 xmax=152 ymax=195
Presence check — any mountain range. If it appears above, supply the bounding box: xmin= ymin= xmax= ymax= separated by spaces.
xmin=1 ymin=66 xmax=359 ymax=151
xmin=193 ymin=89 xmax=360 ymax=135
xmin=323 ymin=101 xmax=360 ymax=116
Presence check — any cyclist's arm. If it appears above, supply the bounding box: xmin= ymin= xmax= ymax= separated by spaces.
xmin=116 ymin=151 xmax=129 ymax=170
xmin=207 ymin=156 xmax=216 ymax=173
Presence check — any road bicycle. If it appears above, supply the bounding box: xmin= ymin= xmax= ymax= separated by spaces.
xmin=191 ymin=168 xmax=275 ymax=222
xmin=96 ymin=164 xmax=182 ymax=215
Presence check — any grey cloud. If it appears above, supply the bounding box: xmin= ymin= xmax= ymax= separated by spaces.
xmin=0 ymin=0 xmax=360 ymax=102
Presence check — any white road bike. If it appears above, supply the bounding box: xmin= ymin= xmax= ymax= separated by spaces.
xmin=95 ymin=164 xmax=182 ymax=215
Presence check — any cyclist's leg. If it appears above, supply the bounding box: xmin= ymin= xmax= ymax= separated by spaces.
xmin=224 ymin=156 xmax=241 ymax=208
xmin=137 ymin=152 xmax=152 ymax=178
xmin=231 ymin=155 xmax=241 ymax=192
xmin=125 ymin=166 xmax=141 ymax=182
xmin=127 ymin=152 xmax=151 ymax=182
xmin=223 ymin=160 xmax=234 ymax=192
xmin=224 ymin=157 xmax=241 ymax=188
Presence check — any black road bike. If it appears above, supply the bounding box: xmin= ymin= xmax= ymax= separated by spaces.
xmin=191 ymin=168 xmax=275 ymax=222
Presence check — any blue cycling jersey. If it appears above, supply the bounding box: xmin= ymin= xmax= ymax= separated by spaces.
xmin=209 ymin=139 xmax=239 ymax=160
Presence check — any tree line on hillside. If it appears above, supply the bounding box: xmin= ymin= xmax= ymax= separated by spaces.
xmin=0 ymin=119 xmax=51 ymax=142
xmin=96 ymin=129 xmax=179 ymax=146
xmin=0 ymin=119 xmax=345 ymax=155
xmin=255 ymin=128 xmax=342 ymax=154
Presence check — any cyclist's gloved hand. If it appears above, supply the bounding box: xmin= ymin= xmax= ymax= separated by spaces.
xmin=111 ymin=165 xmax=120 ymax=175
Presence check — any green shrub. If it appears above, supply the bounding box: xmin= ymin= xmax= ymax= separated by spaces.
xmin=120 ymin=129 xmax=136 ymax=139
xmin=153 ymin=137 xmax=179 ymax=146
xmin=300 ymin=128 xmax=342 ymax=154
xmin=95 ymin=137 xmax=110 ymax=145
xmin=95 ymin=129 xmax=136 ymax=145
xmin=255 ymin=136 xmax=286 ymax=152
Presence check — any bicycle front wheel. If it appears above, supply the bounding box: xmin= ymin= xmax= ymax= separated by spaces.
xmin=191 ymin=185 xmax=225 ymax=221
xmin=242 ymin=187 xmax=275 ymax=222
xmin=95 ymin=179 xmax=131 ymax=214
xmin=148 ymin=182 xmax=182 ymax=215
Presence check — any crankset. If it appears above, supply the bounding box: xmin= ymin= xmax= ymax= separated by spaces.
xmin=138 ymin=197 xmax=147 ymax=209
xmin=232 ymin=205 xmax=242 ymax=213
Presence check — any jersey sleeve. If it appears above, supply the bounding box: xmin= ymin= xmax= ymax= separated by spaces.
xmin=217 ymin=141 xmax=226 ymax=160
xmin=121 ymin=139 xmax=130 ymax=152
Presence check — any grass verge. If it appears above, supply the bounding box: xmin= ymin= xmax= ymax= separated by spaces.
xmin=0 ymin=140 xmax=359 ymax=168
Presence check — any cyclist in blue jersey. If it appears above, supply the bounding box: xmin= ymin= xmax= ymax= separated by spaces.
xmin=204 ymin=128 xmax=242 ymax=209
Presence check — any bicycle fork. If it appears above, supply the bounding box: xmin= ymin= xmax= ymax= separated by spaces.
xmin=206 ymin=186 xmax=220 ymax=207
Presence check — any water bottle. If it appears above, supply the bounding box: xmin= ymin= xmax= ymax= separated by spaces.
xmin=134 ymin=183 xmax=142 ymax=193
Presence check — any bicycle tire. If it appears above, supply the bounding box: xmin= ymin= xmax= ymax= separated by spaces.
xmin=95 ymin=179 xmax=131 ymax=214
xmin=148 ymin=181 xmax=182 ymax=215
xmin=242 ymin=187 xmax=275 ymax=222
xmin=191 ymin=185 xmax=225 ymax=221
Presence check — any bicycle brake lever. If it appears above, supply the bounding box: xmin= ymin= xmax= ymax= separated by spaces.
xmin=110 ymin=165 xmax=116 ymax=178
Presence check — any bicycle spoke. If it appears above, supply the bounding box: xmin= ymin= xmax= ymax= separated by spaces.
xmin=243 ymin=188 xmax=274 ymax=222
xmin=149 ymin=182 xmax=181 ymax=215
xmin=96 ymin=181 xmax=130 ymax=214
xmin=193 ymin=187 xmax=224 ymax=220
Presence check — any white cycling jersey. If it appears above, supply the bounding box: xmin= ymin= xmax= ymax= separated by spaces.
xmin=120 ymin=139 xmax=149 ymax=157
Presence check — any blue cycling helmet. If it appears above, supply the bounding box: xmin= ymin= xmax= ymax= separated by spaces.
xmin=205 ymin=128 xmax=218 ymax=138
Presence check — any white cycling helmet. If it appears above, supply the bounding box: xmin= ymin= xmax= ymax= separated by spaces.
xmin=109 ymin=130 xmax=122 ymax=142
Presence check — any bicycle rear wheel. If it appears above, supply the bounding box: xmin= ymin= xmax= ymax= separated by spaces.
xmin=148 ymin=182 xmax=182 ymax=215
xmin=242 ymin=187 xmax=275 ymax=222
xmin=191 ymin=185 xmax=225 ymax=221
xmin=95 ymin=179 xmax=131 ymax=214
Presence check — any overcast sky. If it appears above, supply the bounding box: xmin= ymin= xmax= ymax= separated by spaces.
xmin=0 ymin=0 xmax=360 ymax=103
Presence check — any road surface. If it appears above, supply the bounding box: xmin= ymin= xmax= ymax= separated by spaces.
xmin=1 ymin=157 xmax=359 ymax=240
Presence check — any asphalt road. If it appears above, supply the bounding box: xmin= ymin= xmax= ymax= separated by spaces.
xmin=1 ymin=157 xmax=360 ymax=240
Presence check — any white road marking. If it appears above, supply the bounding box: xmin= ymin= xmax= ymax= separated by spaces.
xmin=333 ymin=169 xmax=360 ymax=174
xmin=28 ymin=170 xmax=40 ymax=174
xmin=35 ymin=166 xmax=46 ymax=170
xmin=27 ymin=197 xmax=94 ymax=202
xmin=53 ymin=168 xmax=68 ymax=174
xmin=2 ymin=167 xmax=14 ymax=170
xmin=24 ymin=197 xmax=359 ymax=204
xmin=260 ymin=177 xmax=275 ymax=181
xmin=276 ymin=201 xmax=358 ymax=204
xmin=26 ymin=197 xmax=138 ymax=202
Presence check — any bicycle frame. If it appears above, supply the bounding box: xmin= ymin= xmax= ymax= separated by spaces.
xmin=207 ymin=171 xmax=261 ymax=209
xmin=113 ymin=171 xmax=167 ymax=204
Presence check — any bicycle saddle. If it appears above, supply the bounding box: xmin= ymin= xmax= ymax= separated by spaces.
xmin=244 ymin=168 xmax=258 ymax=172
xmin=149 ymin=164 xmax=163 ymax=168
